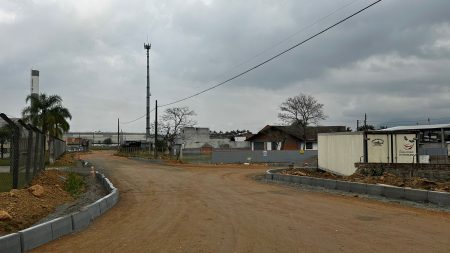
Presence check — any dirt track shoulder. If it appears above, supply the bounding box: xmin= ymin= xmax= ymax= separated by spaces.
xmin=32 ymin=151 xmax=450 ymax=253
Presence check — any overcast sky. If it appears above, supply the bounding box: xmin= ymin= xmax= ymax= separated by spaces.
xmin=1 ymin=0 xmax=450 ymax=133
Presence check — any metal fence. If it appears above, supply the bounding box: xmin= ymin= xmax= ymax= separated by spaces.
xmin=211 ymin=150 xmax=318 ymax=165
xmin=117 ymin=146 xmax=213 ymax=163
xmin=0 ymin=113 xmax=66 ymax=192
xmin=419 ymin=147 xmax=449 ymax=164
xmin=118 ymin=146 xmax=151 ymax=157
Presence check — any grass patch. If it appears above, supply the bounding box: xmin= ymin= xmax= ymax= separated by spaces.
xmin=0 ymin=172 xmax=32 ymax=192
xmin=64 ymin=172 xmax=85 ymax=197
xmin=0 ymin=173 xmax=12 ymax=192
xmin=0 ymin=158 xmax=10 ymax=166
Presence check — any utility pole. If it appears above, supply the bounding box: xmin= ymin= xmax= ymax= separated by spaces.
xmin=117 ymin=118 xmax=120 ymax=150
xmin=154 ymin=100 xmax=158 ymax=158
xmin=144 ymin=42 xmax=151 ymax=144
xmin=356 ymin=120 xmax=359 ymax=131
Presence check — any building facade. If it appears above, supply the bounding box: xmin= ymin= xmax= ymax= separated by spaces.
xmin=247 ymin=125 xmax=347 ymax=151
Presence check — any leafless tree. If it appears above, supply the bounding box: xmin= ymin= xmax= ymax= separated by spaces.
xmin=278 ymin=93 xmax=327 ymax=142
xmin=160 ymin=106 xmax=196 ymax=149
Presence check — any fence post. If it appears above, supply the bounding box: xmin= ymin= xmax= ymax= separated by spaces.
xmin=0 ymin=114 xmax=20 ymax=189
xmin=11 ymin=123 xmax=20 ymax=189
xmin=33 ymin=127 xmax=40 ymax=176
xmin=25 ymin=125 xmax=33 ymax=184
xmin=39 ymin=133 xmax=45 ymax=171
xmin=49 ymin=136 xmax=54 ymax=164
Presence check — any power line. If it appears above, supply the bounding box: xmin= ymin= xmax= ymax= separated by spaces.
xmin=158 ymin=0 xmax=382 ymax=108
xmin=122 ymin=108 xmax=155 ymax=125
xmin=211 ymin=0 xmax=362 ymax=81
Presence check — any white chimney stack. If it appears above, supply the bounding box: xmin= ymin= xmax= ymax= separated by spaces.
xmin=31 ymin=69 xmax=39 ymax=95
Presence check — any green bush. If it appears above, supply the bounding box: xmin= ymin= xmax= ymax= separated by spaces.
xmin=64 ymin=172 xmax=85 ymax=197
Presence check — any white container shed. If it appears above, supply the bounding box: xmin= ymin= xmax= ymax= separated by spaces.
xmin=318 ymin=131 xmax=419 ymax=176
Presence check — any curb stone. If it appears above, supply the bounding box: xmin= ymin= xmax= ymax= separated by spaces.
xmin=0 ymin=172 xmax=119 ymax=253
xmin=267 ymin=169 xmax=450 ymax=207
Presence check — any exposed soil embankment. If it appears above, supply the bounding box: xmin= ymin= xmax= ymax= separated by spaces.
xmin=0 ymin=170 xmax=75 ymax=235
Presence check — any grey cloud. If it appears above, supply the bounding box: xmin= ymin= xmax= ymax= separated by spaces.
xmin=1 ymin=0 xmax=450 ymax=133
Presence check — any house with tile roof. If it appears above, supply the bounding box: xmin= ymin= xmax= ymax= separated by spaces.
xmin=246 ymin=125 xmax=347 ymax=151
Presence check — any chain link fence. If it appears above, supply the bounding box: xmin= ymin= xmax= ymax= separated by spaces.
xmin=0 ymin=113 xmax=66 ymax=192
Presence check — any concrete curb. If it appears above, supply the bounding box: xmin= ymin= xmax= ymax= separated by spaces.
xmin=0 ymin=233 xmax=21 ymax=253
xmin=19 ymin=221 xmax=52 ymax=252
xmin=266 ymin=169 xmax=450 ymax=207
xmin=50 ymin=215 xmax=72 ymax=240
xmin=0 ymin=171 xmax=119 ymax=253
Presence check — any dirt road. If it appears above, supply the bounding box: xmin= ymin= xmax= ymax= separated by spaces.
xmin=33 ymin=151 xmax=450 ymax=252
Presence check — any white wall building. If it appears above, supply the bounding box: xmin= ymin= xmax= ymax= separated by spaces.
xmin=176 ymin=127 xmax=250 ymax=149
xmin=64 ymin=132 xmax=148 ymax=145
xmin=318 ymin=131 xmax=419 ymax=176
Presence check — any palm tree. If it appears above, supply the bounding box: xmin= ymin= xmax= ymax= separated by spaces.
xmin=22 ymin=94 xmax=72 ymax=138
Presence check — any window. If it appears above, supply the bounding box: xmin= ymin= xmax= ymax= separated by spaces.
xmin=271 ymin=142 xmax=279 ymax=150
xmin=253 ymin=142 xmax=264 ymax=150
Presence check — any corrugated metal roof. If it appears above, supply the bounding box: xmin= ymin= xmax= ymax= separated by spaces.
xmin=380 ymin=123 xmax=450 ymax=131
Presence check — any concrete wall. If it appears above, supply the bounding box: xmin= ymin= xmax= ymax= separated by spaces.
xmin=212 ymin=150 xmax=317 ymax=164
xmin=177 ymin=127 xmax=250 ymax=149
xmin=318 ymin=132 xmax=364 ymax=176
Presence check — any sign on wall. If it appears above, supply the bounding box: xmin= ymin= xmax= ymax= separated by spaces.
xmin=367 ymin=134 xmax=389 ymax=163
xmin=396 ymin=134 xmax=417 ymax=163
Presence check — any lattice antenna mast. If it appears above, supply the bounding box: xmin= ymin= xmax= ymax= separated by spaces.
xmin=144 ymin=42 xmax=151 ymax=139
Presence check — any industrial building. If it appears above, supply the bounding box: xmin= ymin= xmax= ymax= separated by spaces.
xmin=64 ymin=132 xmax=150 ymax=146
xmin=381 ymin=123 xmax=450 ymax=157
xmin=175 ymin=127 xmax=250 ymax=150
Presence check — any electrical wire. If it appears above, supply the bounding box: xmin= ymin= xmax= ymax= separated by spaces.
xmin=211 ymin=0 xmax=362 ymax=81
xmin=121 ymin=108 xmax=155 ymax=125
xmin=158 ymin=0 xmax=382 ymax=108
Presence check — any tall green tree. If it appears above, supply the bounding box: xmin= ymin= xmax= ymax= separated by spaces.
xmin=22 ymin=94 xmax=72 ymax=138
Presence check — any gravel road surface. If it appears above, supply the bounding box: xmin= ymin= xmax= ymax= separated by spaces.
xmin=33 ymin=151 xmax=450 ymax=252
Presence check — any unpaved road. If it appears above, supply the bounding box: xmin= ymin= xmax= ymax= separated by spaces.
xmin=33 ymin=151 xmax=450 ymax=252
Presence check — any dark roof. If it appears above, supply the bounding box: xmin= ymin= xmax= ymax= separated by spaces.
xmin=247 ymin=125 xmax=347 ymax=141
